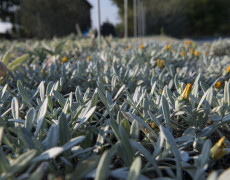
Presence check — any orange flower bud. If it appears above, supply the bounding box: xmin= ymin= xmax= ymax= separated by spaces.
xmin=226 ymin=65 xmax=230 ymax=73
xmin=214 ymin=81 xmax=221 ymax=88
xmin=194 ymin=51 xmax=199 ymax=57
xmin=140 ymin=43 xmax=145 ymax=49
xmin=61 ymin=57 xmax=67 ymax=62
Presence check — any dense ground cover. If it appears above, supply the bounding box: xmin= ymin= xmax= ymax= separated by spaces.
xmin=1 ymin=35 xmax=230 ymax=179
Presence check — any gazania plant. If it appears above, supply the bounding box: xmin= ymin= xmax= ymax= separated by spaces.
xmin=0 ymin=35 xmax=230 ymax=179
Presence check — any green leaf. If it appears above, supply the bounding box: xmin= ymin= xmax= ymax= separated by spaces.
xmin=0 ymin=126 xmax=3 ymax=144
xmin=70 ymin=156 xmax=100 ymax=180
xmin=194 ymin=140 xmax=211 ymax=180
xmin=122 ymin=112 xmax=158 ymax=139
xmin=4 ymin=150 xmax=37 ymax=178
xmin=58 ymin=113 xmax=71 ymax=146
xmin=39 ymin=81 xmax=45 ymax=102
xmin=8 ymin=54 xmax=29 ymax=70
xmin=75 ymin=86 xmax=84 ymax=106
xmin=160 ymin=126 xmax=182 ymax=180
xmin=1 ymin=84 xmax=8 ymax=99
xmin=94 ymin=121 xmax=109 ymax=154
xmin=118 ymin=124 xmax=134 ymax=165
xmin=62 ymin=136 xmax=85 ymax=151
xmin=95 ymin=151 xmax=111 ymax=180
xmin=128 ymin=156 xmax=142 ymax=180
xmin=197 ymin=88 xmax=213 ymax=109
xmin=109 ymin=119 xmax=134 ymax=166
xmin=54 ymin=42 xmax=65 ymax=54
xmin=207 ymin=171 xmax=218 ymax=180
xmin=32 ymin=147 xmax=63 ymax=162
xmin=43 ymin=125 xmax=59 ymax=150
xmin=161 ymin=95 xmax=172 ymax=132
xmin=114 ymin=85 xmax=125 ymax=100
xmin=16 ymin=127 xmax=42 ymax=150
xmin=11 ymin=97 xmax=19 ymax=120
xmin=17 ymin=80 xmax=33 ymax=107
xmin=130 ymin=120 xmax=140 ymax=140
xmin=73 ymin=106 xmax=96 ymax=132
xmin=129 ymin=139 xmax=162 ymax=177
xmin=35 ymin=97 xmax=48 ymax=137
xmin=218 ymin=168 xmax=230 ymax=180
xmin=0 ymin=149 xmax=9 ymax=173
xmin=25 ymin=108 xmax=36 ymax=131
xmin=1 ymin=50 xmax=11 ymax=65
xmin=29 ymin=162 xmax=49 ymax=180
xmin=53 ymin=90 xmax=66 ymax=107
xmin=33 ymin=136 xmax=85 ymax=162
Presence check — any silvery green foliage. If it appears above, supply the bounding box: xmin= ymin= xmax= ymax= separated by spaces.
xmin=0 ymin=36 xmax=230 ymax=179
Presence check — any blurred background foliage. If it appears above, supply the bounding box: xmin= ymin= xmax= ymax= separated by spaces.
xmin=19 ymin=0 xmax=91 ymax=38
xmin=0 ymin=0 xmax=230 ymax=38
xmin=112 ymin=0 xmax=230 ymax=37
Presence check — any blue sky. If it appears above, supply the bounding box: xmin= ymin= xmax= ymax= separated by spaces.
xmin=87 ymin=0 xmax=121 ymax=28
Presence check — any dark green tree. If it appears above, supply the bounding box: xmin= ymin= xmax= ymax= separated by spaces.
xmin=19 ymin=0 xmax=92 ymax=38
xmin=186 ymin=0 xmax=230 ymax=36
xmin=112 ymin=0 xmax=230 ymax=37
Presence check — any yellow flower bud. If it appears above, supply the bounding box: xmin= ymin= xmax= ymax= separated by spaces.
xmin=61 ymin=57 xmax=67 ymax=62
xmin=140 ymin=43 xmax=145 ymax=49
xmin=165 ymin=45 xmax=170 ymax=51
xmin=180 ymin=51 xmax=185 ymax=57
xmin=157 ymin=59 xmax=165 ymax=68
xmin=179 ymin=83 xmax=192 ymax=101
xmin=226 ymin=65 xmax=230 ymax=73
xmin=214 ymin=81 xmax=221 ymax=88
xmin=87 ymin=56 xmax=92 ymax=61
xmin=210 ymin=136 xmax=228 ymax=160
xmin=194 ymin=51 xmax=199 ymax=57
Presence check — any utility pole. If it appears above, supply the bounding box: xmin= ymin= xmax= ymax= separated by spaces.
xmin=144 ymin=6 xmax=146 ymax=36
xmin=124 ymin=0 xmax=128 ymax=38
xmin=133 ymin=0 xmax=137 ymax=37
xmin=137 ymin=0 xmax=142 ymax=37
xmin=97 ymin=0 xmax=101 ymax=49
xmin=142 ymin=2 xmax=145 ymax=36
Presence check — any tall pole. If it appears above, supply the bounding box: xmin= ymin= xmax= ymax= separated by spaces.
xmin=143 ymin=5 xmax=146 ymax=36
xmin=97 ymin=0 xmax=101 ymax=48
xmin=133 ymin=0 xmax=137 ymax=37
xmin=141 ymin=2 xmax=145 ymax=37
xmin=137 ymin=0 xmax=142 ymax=37
xmin=124 ymin=0 xmax=128 ymax=38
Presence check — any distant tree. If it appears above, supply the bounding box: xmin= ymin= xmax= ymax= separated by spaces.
xmin=19 ymin=0 xmax=92 ymax=38
xmin=186 ymin=0 xmax=230 ymax=36
xmin=101 ymin=21 xmax=116 ymax=37
xmin=112 ymin=0 xmax=230 ymax=37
